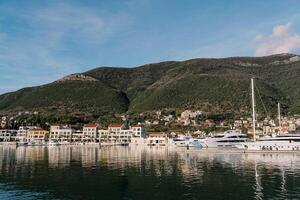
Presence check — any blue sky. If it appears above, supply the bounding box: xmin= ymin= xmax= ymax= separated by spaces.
xmin=1 ymin=0 xmax=300 ymax=94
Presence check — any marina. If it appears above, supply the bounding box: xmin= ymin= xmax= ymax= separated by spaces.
xmin=1 ymin=1 xmax=300 ymax=199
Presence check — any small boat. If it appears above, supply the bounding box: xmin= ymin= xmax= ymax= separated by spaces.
xmin=27 ymin=141 xmax=37 ymax=146
xmin=172 ymin=136 xmax=203 ymax=149
xmin=46 ymin=141 xmax=60 ymax=147
xmin=16 ymin=141 xmax=28 ymax=146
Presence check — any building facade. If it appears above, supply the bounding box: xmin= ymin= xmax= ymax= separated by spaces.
xmin=131 ymin=125 xmax=147 ymax=138
xmin=50 ymin=125 xmax=74 ymax=143
xmin=83 ymin=124 xmax=98 ymax=143
xmin=27 ymin=128 xmax=49 ymax=144
xmin=16 ymin=126 xmax=37 ymax=143
xmin=0 ymin=129 xmax=17 ymax=142
xmin=99 ymin=124 xmax=133 ymax=144
xmin=147 ymin=132 xmax=168 ymax=146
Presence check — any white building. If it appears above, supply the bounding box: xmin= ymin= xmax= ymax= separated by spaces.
xmin=71 ymin=130 xmax=84 ymax=143
xmin=83 ymin=124 xmax=98 ymax=143
xmin=131 ymin=125 xmax=147 ymax=138
xmin=146 ymin=132 xmax=168 ymax=146
xmin=50 ymin=125 xmax=74 ymax=143
xmin=0 ymin=129 xmax=17 ymax=142
xmin=107 ymin=124 xmax=132 ymax=144
xmin=130 ymin=125 xmax=147 ymax=145
xmin=99 ymin=129 xmax=109 ymax=144
xmin=99 ymin=124 xmax=134 ymax=145
xmin=16 ymin=126 xmax=37 ymax=143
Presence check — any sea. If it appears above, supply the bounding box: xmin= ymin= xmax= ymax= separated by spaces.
xmin=0 ymin=145 xmax=300 ymax=200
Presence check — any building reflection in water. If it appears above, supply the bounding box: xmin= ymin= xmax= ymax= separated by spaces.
xmin=1 ymin=145 xmax=300 ymax=173
xmin=1 ymin=145 xmax=300 ymax=199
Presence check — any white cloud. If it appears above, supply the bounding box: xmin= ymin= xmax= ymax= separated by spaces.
xmin=254 ymin=23 xmax=300 ymax=56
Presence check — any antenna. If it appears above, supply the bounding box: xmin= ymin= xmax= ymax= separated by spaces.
xmin=251 ymin=78 xmax=256 ymax=141
xmin=278 ymin=102 xmax=281 ymax=134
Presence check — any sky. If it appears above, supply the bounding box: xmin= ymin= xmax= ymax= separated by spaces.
xmin=1 ymin=0 xmax=300 ymax=94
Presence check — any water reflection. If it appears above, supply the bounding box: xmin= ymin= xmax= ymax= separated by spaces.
xmin=0 ymin=146 xmax=300 ymax=199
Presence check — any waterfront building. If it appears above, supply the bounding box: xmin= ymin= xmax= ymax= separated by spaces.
xmin=83 ymin=124 xmax=98 ymax=143
xmin=27 ymin=128 xmax=49 ymax=144
xmin=98 ymin=124 xmax=133 ymax=145
xmin=71 ymin=130 xmax=84 ymax=143
xmin=130 ymin=125 xmax=147 ymax=145
xmin=50 ymin=125 xmax=74 ymax=143
xmin=0 ymin=129 xmax=17 ymax=142
xmin=16 ymin=126 xmax=37 ymax=143
xmin=131 ymin=125 xmax=147 ymax=138
xmin=108 ymin=124 xmax=132 ymax=144
xmin=99 ymin=129 xmax=109 ymax=144
xmin=146 ymin=132 xmax=168 ymax=146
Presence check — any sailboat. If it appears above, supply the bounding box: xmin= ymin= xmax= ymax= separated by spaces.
xmin=235 ymin=78 xmax=300 ymax=151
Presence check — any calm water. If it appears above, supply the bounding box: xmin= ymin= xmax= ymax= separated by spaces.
xmin=0 ymin=146 xmax=300 ymax=200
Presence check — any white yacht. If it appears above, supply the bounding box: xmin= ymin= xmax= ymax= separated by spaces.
xmin=235 ymin=134 xmax=300 ymax=151
xmin=235 ymin=78 xmax=300 ymax=151
xmin=172 ymin=135 xmax=203 ymax=149
xmin=201 ymin=130 xmax=249 ymax=148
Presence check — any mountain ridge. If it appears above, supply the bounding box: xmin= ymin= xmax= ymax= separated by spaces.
xmin=0 ymin=54 xmax=300 ymax=119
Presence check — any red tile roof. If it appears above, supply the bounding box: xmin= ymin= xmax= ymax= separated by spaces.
xmin=108 ymin=124 xmax=123 ymax=128
xmin=148 ymin=132 xmax=167 ymax=137
xmin=84 ymin=124 xmax=98 ymax=128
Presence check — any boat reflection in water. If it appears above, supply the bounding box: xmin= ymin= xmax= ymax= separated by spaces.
xmin=1 ymin=146 xmax=300 ymax=200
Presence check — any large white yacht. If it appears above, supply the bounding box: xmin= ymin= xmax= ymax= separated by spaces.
xmin=235 ymin=78 xmax=300 ymax=151
xmin=235 ymin=134 xmax=300 ymax=151
xmin=201 ymin=130 xmax=249 ymax=148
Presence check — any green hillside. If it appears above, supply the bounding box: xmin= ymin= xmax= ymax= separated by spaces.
xmin=0 ymin=81 xmax=129 ymax=113
xmin=0 ymin=53 xmax=299 ymax=118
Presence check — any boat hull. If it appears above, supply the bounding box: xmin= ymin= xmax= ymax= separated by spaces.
xmin=235 ymin=141 xmax=300 ymax=151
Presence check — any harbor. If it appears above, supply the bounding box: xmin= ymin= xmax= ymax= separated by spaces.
xmin=1 ymin=79 xmax=300 ymax=153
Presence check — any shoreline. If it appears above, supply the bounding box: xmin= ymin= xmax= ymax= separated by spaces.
xmin=2 ymin=143 xmax=300 ymax=154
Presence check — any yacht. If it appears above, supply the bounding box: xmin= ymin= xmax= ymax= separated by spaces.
xmin=235 ymin=78 xmax=300 ymax=151
xmin=235 ymin=134 xmax=300 ymax=151
xmin=172 ymin=135 xmax=203 ymax=149
xmin=201 ymin=130 xmax=249 ymax=148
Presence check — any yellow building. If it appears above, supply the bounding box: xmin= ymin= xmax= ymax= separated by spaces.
xmin=27 ymin=128 xmax=49 ymax=144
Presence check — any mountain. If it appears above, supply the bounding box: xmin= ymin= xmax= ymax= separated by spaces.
xmin=0 ymin=54 xmax=300 ymax=119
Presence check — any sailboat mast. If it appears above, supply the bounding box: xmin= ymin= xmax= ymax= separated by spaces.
xmin=251 ymin=78 xmax=256 ymax=141
xmin=278 ymin=102 xmax=281 ymax=133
